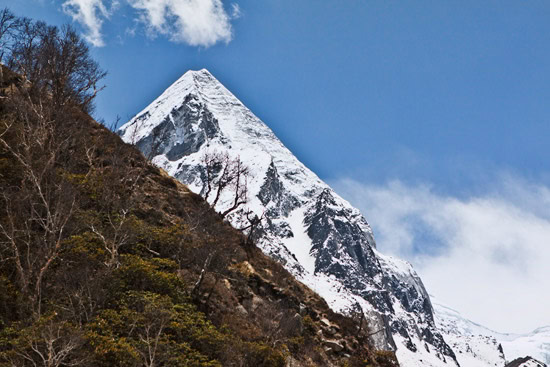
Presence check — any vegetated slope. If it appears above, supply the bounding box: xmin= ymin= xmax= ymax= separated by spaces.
xmin=118 ymin=69 xmax=456 ymax=367
xmin=0 ymin=66 xmax=398 ymax=367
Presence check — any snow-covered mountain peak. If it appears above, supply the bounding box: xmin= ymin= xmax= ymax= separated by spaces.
xmin=119 ymin=69 xmax=464 ymax=366
xmin=120 ymin=69 xmax=330 ymax=208
xmin=167 ymin=68 xmax=222 ymax=96
xmin=119 ymin=67 xmax=252 ymax=144
xmin=188 ymin=67 xmax=212 ymax=75
xmin=175 ymin=67 xmax=212 ymax=84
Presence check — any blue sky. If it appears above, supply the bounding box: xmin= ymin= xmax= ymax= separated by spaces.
xmin=5 ymin=0 xmax=550 ymax=333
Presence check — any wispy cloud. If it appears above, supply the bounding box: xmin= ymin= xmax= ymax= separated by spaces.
xmin=62 ymin=0 xmax=118 ymax=47
xmin=333 ymin=176 xmax=550 ymax=334
xmin=61 ymin=0 xmax=237 ymax=47
xmin=230 ymin=3 xmax=241 ymax=19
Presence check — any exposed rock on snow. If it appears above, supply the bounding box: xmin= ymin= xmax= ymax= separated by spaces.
xmin=504 ymin=356 xmax=547 ymax=367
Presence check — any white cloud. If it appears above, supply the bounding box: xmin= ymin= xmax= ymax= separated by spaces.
xmin=62 ymin=0 xmax=236 ymax=47
xmin=125 ymin=0 xmax=233 ymax=46
xmin=333 ymin=178 xmax=550 ymax=334
xmin=62 ymin=0 xmax=116 ymax=47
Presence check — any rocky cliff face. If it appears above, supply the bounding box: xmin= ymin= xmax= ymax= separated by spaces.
xmin=118 ymin=69 xmax=458 ymax=366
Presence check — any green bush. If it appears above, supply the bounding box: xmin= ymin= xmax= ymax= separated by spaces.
xmin=108 ymin=255 xmax=183 ymax=302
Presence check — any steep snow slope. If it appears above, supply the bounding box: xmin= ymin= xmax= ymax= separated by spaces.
xmin=119 ymin=69 xmax=458 ymax=366
xmin=499 ymin=328 xmax=550 ymax=366
xmin=434 ymin=299 xmax=550 ymax=366
xmin=434 ymin=300 xmax=506 ymax=366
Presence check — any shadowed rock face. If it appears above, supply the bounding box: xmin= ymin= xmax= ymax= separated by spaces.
xmin=304 ymin=189 xmax=379 ymax=277
xmin=133 ymin=94 xmax=224 ymax=160
xmin=258 ymin=161 xmax=300 ymax=218
xmin=118 ymin=69 xmax=459 ymax=366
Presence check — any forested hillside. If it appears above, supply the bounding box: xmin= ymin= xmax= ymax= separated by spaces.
xmin=0 ymin=10 xmax=398 ymax=367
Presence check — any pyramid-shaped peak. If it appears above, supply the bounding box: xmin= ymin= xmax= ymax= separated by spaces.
xmin=181 ymin=68 xmax=213 ymax=78
xmin=166 ymin=68 xmax=230 ymax=100
xmin=118 ymin=67 xmax=252 ymax=143
xmin=178 ymin=68 xmax=216 ymax=85
xmin=192 ymin=68 xmax=212 ymax=75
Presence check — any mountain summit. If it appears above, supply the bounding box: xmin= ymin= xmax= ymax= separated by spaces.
xmin=119 ymin=69 xmax=457 ymax=366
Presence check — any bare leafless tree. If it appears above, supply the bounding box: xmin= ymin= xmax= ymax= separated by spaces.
xmin=7 ymin=19 xmax=106 ymax=114
xmin=0 ymin=9 xmax=23 ymax=90
xmin=238 ymin=210 xmax=265 ymax=247
xmin=0 ymin=8 xmax=17 ymax=45
xmin=0 ymin=8 xmax=20 ymax=63
xmin=89 ymin=210 xmax=131 ymax=269
xmin=201 ymin=151 xmax=250 ymax=219
xmin=346 ymin=302 xmax=384 ymax=346
xmin=0 ymin=108 xmax=76 ymax=317
xmin=6 ymin=318 xmax=87 ymax=367
xmin=0 ymin=13 xmax=106 ymax=318
xmin=136 ymin=299 xmax=172 ymax=367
